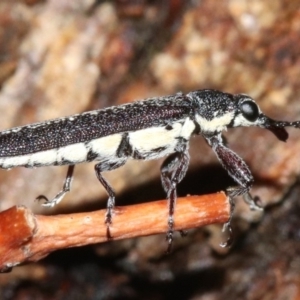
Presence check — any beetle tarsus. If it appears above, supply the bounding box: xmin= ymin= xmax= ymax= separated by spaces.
xmin=220 ymin=222 xmax=234 ymax=248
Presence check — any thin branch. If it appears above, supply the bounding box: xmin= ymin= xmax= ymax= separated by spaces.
xmin=0 ymin=192 xmax=229 ymax=272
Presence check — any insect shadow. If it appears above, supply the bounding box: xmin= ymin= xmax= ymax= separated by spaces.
xmin=65 ymin=162 xmax=283 ymax=215
xmin=109 ymin=164 xmax=237 ymax=207
xmin=71 ymin=163 xmax=234 ymax=213
xmin=110 ymin=163 xmax=286 ymax=207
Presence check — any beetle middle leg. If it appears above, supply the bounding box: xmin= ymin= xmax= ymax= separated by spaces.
xmin=161 ymin=139 xmax=190 ymax=252
xmin=94 ymin=159 xmax=126 ymax=227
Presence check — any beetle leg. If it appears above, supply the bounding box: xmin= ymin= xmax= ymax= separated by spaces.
xmin=161 ymin=139 xmax=190 ymax=252
xmin=205 ymin=133 xmax=263 ymax=246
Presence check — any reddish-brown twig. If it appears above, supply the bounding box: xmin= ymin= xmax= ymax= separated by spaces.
xmin=0 ymin=192 xmax=229 ymax=272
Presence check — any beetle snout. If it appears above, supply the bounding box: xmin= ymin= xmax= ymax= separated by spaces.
xmin=258 ymin=114 xmax=289 ymax=142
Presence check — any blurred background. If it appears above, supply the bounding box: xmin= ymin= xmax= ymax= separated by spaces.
xmin=1 ymin=0 xmax=300 ymax=299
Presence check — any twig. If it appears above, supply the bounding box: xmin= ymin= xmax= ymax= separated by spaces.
xmin=0 ymin=192 xmax=229 ymax=272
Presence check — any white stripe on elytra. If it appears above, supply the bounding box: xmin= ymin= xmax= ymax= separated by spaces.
xmin=28 ymin=149 xmax=58 ymax=167
xmin=87 ymin=134 xmax=123 ymax=159
xmin=56 ymin=143 xmax=88 ymax=164
xmin=0 ymin=155 xmax=30 ymax=169
xmin=0 ymin=148 xmax=58 ymax=169
xmin=128 ymin=118 xmax=195 ymax=160
xmin=0 ymin=118 xmax=196 ymax=168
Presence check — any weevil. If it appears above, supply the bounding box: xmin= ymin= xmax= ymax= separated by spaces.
xmin=0 ymin=89 xmax=299 ymax=250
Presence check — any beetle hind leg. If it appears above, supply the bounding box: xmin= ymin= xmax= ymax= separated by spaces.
xmin=38 ymin=165 xmax=75 ymax=207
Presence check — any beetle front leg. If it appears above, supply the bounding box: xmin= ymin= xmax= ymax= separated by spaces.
xmin=205 ymin=134 xmax=263 ymax=246
xmin=205 ymin=134 xmax=262 ymax=208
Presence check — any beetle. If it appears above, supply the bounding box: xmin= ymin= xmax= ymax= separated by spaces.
xmin=0 ymin=89 xmax=299 ymax=250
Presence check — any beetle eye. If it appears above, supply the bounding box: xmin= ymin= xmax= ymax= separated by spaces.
xmin=240 ymin=101 xmax=259 ymax=122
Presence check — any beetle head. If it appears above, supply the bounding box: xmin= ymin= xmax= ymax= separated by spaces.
xmin=232 ymin=94 xmax=290 ymax=142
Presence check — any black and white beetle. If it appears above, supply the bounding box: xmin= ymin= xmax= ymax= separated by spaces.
xmin=0 ymin=89 xmax=299 ymax=249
